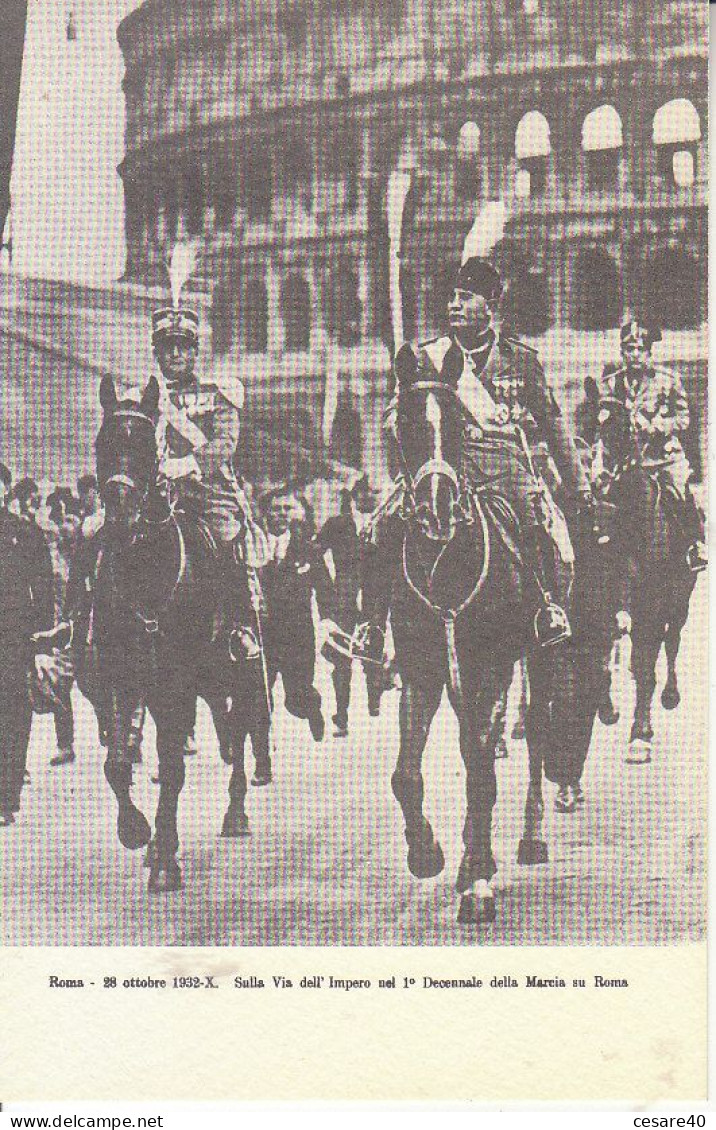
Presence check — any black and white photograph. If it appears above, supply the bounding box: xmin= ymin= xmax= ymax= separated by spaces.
xmin=0 ymin=0 xmax=707 ymax=952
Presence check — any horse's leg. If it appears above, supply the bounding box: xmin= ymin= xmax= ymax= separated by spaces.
xmin=628 ymin=607 xmax=664 ymax=764
xmin=493 ymin=683 xmax=510 ymax=761
xmin=511 ymin=657 xmax=528 ymax=740
xmin=331 ymin=655 xmax=351 ymax=736
xmin=455 ymin=662 xmax=514 ymax=926
xmin=597 ymin=635 xmax=620 ymax=726
xmin=147 ymin=698 xmax=192 ymax=893
xmin=392 ymin=675 xmax=444 ymax=879
xmin=517 ymin=652 xmax=549 ymax=863
xmin=221 ymin=728 xmax=250 ymax=838
xmin=206 ymin=690 xmax=233 ymax=763
xmin=661 ymin=607 xmax=688 ymax=711
xmin=103 ymin=685 xmax=152 ymax=850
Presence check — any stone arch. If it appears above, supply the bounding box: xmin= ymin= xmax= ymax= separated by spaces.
xmin=636 ymin=246 xmax=702 ymax=331
xmin=456 ymin=120 xmax=481 ymax=199
xmin=515 ymin=110 xmax=551 ymax=197
xmin=501 ymin=248 xmax=553 ymax=338
xmin=652 ymin=98 xmax=701 ymax=188
xmin=581 ymin=103 xmax=623 ymax=190
xmin=515 ymin=110 xmax=551 ymax=159
xmin=570 ymin=248 xmax=621 ymax=331
xmin=330 ymin=405 xmax=363 ymax=469
xmin=582 ymin=104 xmax=623 ymax=150
xmin=281 ymin=273 xmax=311 ymax=352
xmin=652 ymin=98 xmax=701 ymax=145
xmin=242 ymin=278 xmax=268 ymax=353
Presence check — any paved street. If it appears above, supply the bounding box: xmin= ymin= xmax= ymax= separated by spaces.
xmin=0 ymin=324 xmax=707 ymax=947
xmin=2 ymin=573 xmax=706 ymax=948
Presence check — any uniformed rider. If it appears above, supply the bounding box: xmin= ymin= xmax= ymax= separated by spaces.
xmin=351 ymin=256 xmax=595 ymax=657
xmin=582 ymin=319 xmax=706 ymax=573
xmin=149 ymin=303 xmax=269 ymax=653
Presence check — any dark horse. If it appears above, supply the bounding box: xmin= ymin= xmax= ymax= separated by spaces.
xmin=87 ymin=376 xmax=256 ymax=892
xmin=390 ymin=379 xmax=562 ymax=926
xmin=590 ymin=395 xmax=698 ymax=764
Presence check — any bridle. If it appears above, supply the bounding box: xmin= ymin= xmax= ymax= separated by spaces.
xmin=98 ymin=405 xmax=185 ymax=635
xmin=99 ymin=408 xmax=159 ymax=499
xmin=395 ymin=379 xmax=490 ymax=705
xmin=394 ymin=380 xmax=473 ymax=528
xmin=592 ymin=396 xmax=641 ymax=497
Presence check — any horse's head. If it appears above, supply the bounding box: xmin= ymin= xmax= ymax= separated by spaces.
xmin=396 ymin=381 xmax=467 ymax=543
xmin=95 ymin=376 xmax=160 ymax=533
xmin=592 ymin=395 xmax=636 ymax=494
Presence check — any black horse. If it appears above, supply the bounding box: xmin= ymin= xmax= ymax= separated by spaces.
xmin=389 ymin=379 xmax=563 ymax=925
xmin=85 ymin=376 xmax=258 ymax=892
xmin=590 ymin=395 xmax=698 ymax=764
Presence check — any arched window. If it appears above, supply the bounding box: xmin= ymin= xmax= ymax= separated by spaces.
xmin=515 ymin=111 xmax=551 ymax=197
xmin=638 ymin=248 xmax=702 ymax=330
xmin=330 ymin=406 xmax=363 ymax=469
xmin=327 ymin=260 xmax=362 ymax=347
xmin=502 ymin=258 xmax=553 ymax=337
xmin=652 ymin=99 xmax=701 ymax=189
xmin=570 ymin=250 xmax=621 ymax=331
xmin=243 ymin=279 xmax=268 ymax=353
xmin=280 ymin=136 xmax=313 ymax=212
xmin=243 ymin=150 xmax=272 ymax=221
xmin=581 ymin=104 xmax=623 ymax=190
xmin=214 ymin=161 xmax=237 ymax=231
xmin=281 ymin=274 xmax=311 ymax=352
xmin=456 ymin=120 xmax=481 ymax=200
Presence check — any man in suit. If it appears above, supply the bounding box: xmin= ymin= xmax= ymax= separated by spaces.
xmin=0 ymin=462 xmax=56 ymax=824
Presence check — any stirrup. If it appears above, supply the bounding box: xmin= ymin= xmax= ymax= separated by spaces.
xmin=229 ymin=626 xmax=261 ymax=662
xmin=534 ymin=600 xmax=572 ymax=648
xmin=687 ymin=542 xmax=707 ymax=573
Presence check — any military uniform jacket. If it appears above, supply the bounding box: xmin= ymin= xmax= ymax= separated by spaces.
xmin=393 ymin=332 xmax=590 ymax=498
xmin=583 ymin=362 xmax=690 ymax=453
xmin=0 ymin=508 xmax=55 ymax=656
xmin=156 ymin=372 xmax=244 ymax=487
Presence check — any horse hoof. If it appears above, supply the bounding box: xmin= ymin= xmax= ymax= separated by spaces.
xmin=251 ymin=770 xmax=272 ymax=787
xmin=661 ymin=687 xmax=681 ymax=711
xmin=458 ymin=892 xmax=496 ymax=926
xmin=555 ymin=787 xmax=575 ymax=814
xmin=494 ymin=738 xmax=509 ymax=761
xmin=220 ymin=813 xmax=251 ymax=839
xmin=148 ymin=862 xmax=182 ymax=894
xmin=407 ymin=838 xmax=445 ymax=879
xmin=626 ymin=739 xmax=652 ymax=766
xmin=309 ymin=711 xmax=325 ymax=743
xmin=517 ymin=838 xmax=548 ymax=865
xmin=117 ymin=806 xmax=152 ymax=850
xmin=598 ymin=703 xmax=620 ymax=726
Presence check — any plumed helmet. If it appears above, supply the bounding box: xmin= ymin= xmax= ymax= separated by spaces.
xmin=454 ymin=257 xmax=503 ymax=303
xmin=151 ymin=306 xmax=200 ymax=346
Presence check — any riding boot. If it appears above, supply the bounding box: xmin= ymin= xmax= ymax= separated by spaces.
xmin=345 ymin=514 xmax=403 ymax=666
xmin=528 ymin=526 xmax=572 ymax=648
xmin=682 ymin=488 xmax=707 ymax=572
xmin=222 ymin=542 xmax=262 ymax=662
